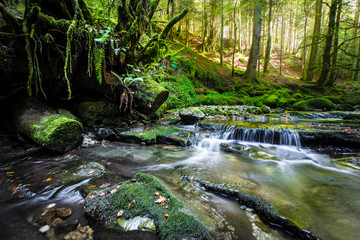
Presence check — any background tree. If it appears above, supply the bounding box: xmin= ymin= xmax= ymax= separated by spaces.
xmin=245 ymin=0 xmax=263 ymax=83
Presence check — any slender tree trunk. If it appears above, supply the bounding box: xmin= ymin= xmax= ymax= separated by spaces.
xmin=302 ymin=0 xmax=308 ymax=79
xmin=317 ymin=0 xmax=338 ymax=87
xmin=353 ymin=40 xmax=360 ymax=81
xmin=185 ymin=10 xmax=190 ymax=47
xmin=293 ymin=0 xmax=299 ymax=55
xmin=288 ymin=6 xmax=293 ymax=53
xmin=245 ymin=0 xmax=262 ymax=84
xmin=305 ymin=0 xmax=322 ymax=82
xmin=351 ymin=0 xmax=360 ymax=78
xmin=220 ymin=0 xmax=224 ymax=65
xmin=327 ymin=0 xmax=342 ymax=86
xmin=201 ymin=0 xmax=208 ymax=52
xmin=232 ymin=0 xmax=238 ymax=76
xmin=280 ymin=4 xmax=285 ymax=76
xmin=238 ymin=5 xmax=242 ymax=53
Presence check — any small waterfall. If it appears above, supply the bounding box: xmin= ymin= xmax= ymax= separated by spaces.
xmin=197 ymin=126 xmax=301 ymax=149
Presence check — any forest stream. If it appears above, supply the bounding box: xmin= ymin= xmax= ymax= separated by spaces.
xmin=0 ymin=112 xmax=359 ymax=240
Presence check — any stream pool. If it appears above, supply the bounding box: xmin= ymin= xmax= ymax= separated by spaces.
xmin=1 ymin=118 xmax=360 ymax=240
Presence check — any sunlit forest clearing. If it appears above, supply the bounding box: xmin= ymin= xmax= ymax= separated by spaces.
xmin=0 ymin=1 xmax=360 ymax=240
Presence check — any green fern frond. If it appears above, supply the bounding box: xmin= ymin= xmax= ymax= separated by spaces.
xmin=94 ymin=46 xmax=105 ymax=85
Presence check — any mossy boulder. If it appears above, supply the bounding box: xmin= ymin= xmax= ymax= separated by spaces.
xmin=18 ymin=110 xmax=83 ymax=153
xmin=255 ymin=105 xmax=271 ymax=114
xmin=117 ymin=126 xmax=191 ymax=146
xmin=262 ymin=94 xmax=279 ymax=108
xmin=84 ymin=173 xmax=212 ymax=240
xmin=179 ymin=107 xmax=205 ymax=124
xmin=28 ymin=115 xmax=83 ymax=152
xmin=293 ymin=98 xmax=335 ymax=111
xmin=134 ymin=79 xmax=169 ymax=115
xmin=75 ymin=101 xmax=128 ymax=127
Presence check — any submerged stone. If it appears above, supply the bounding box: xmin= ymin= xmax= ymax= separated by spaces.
xmin=77 ymin=162 xmax=106 ymax=177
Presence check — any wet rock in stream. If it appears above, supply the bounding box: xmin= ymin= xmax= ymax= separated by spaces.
xmin=32 ymin=206 xmax=94 ymax=240
xmin=182 ymin=176 xmax=319 ymax=240
xmin=84 ymin=173 xmax=213 ymax=240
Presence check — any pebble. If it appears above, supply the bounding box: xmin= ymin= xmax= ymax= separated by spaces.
xmin=39 ymin=225 xmax=50 ymax=233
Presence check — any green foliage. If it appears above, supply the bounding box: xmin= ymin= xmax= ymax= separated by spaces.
xmin=194 ymin=92 xmax=242 ymax=106
xmin=94 ymin=46 xmax=105 ymax=84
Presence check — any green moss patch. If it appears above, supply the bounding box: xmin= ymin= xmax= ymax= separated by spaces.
xmin=29 ymin=115 xmax=83 ymax=152
xmin=86 ymin=173 xmax=212 ymax=240
xmin=118 ymin=126 xmax=191 ymax=146
xmin=293 ymin=98 xmax=335 ymax=111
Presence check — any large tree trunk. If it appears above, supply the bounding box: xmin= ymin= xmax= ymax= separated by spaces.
xmin=327 ymin=0 xmax=342 ymax=87
xmin=317 ymin=0 xmax=338 ymax=88
xmin=305 ymin=0 xmax=322 ymax=82
xmin=245 ymin=0 xmax=262 ymax=84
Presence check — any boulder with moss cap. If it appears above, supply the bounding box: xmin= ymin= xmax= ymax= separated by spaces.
xmin=179 ymin=107 xmax=205 ymax=124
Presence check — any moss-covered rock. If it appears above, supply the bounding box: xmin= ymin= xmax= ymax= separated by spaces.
xmin=84 ymin=173 xmax=212 ymax=240
xmin=22 ymin=114 xmax=83 ymax=152
xmin=117 ymin=126 xmax=191 ymax=146
xmin=134 ymin=79 xmax=169 ymax=115
xmin=293 ymin=98 xmax=335 ymax=111
xmin=75 ymin=101 xmax=128 ymax=127
xmin=262 ymin=95 xmax=279 ymax=108
xmin=179 ymin=107 xmax=205 ymax=124
xmin=255 ymin=105 xmax=271 ymax=114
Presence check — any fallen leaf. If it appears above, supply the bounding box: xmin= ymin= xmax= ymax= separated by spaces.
xmin=163 ymin=214 xmax=169 ymax=220
xmin=165 ymin=206 xmax=169 ymax=209
xmin=99 ymin=192 xmax=105 ymax=196
xmin=189 ymin=182 xmax=194 ymax=187
xmin=117 ymin=210 xmax=124 ymax=217
xmin=6 ymin=171 xmax=14 ymax=175
xmin=87 ymin=192 xmax=92 ymax=196
xmin=46 ymin=178 xmax=52 ymax=182
xmin=154 ymin=196 xmax=166 ymax=204
xmin=128 ymin=203 xmax=131 ymax=208
xmin=88 ymin=169 xmax=95 ymax=175
xmin=89 ymin=195 xmax=95 ymax=199
xmin=26 ymin=184 xmax=31 ymax=186
xmin=89 ymin=185 xmax=96 ymax=188
xmin=154 ymin=192 xmax=160 ymax=196
xmin=145 ymin=127 xmax=150 ymax=130
xmin=109 ymin=189 xmax=117 ymax=194
xmin=131 ymin=199 xmax=135 ymax=203
xmin=11 ymin=186 xmax=20 ymax=192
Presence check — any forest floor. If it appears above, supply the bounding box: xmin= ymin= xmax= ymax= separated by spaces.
xmin=172 ymin=32 xmax=358 ymax=94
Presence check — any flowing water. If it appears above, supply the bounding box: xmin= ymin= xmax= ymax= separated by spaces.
xmin=1 ymin=118 xmax=360 ymax=239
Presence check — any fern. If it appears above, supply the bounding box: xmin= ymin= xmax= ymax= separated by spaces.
xmin=94 ymin=46 xmax=105 ymax=84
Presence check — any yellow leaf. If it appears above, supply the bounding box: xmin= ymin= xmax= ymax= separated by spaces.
xmin=89 ymin=185 xmax=96 ymax=188
xmin=6 ymin=171 xmax=14 ymax=175
xmin=46 ymin=178 xmax=52 ymax=182
xmin=11 ymin=186 xmax=20 ymax=192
